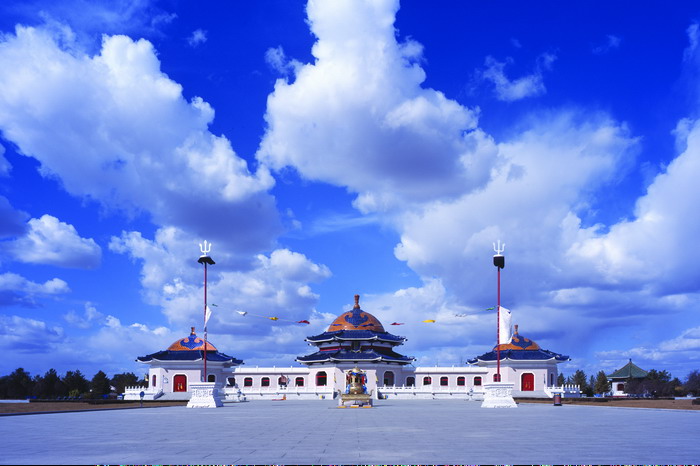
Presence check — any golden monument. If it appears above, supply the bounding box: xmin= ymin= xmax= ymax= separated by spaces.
xmin=338 ymin=366 xmax=373 ymax=408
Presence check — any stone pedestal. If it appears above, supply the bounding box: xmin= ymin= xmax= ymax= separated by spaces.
xmin=187 ymin=382 xmax=224 ymax=408
xmin=481 ymin=382 xmax=517 ymax=408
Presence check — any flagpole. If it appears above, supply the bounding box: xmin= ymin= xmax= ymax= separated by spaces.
xmin=198 ymin=241 xmax=215 ymax=382
xmin=493 ymin=241 xmax=505 ymax=383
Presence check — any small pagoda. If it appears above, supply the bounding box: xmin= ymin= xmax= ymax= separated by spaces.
xmin=607 ymin=359 xmax=648 ymax=397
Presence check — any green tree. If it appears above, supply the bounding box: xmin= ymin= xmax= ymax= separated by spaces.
xmin=90 ymin=370 xmax=111 ymax=398
xmin=572 ymin=369 xmax=591 ymax=395
xmin=3 ymin=368 xmax=34 ymax=399
xmin=593 ymin=370 xmax=610 ymax=395
xmin=32 ymin=369 xmax=66 ymax=399
xmin=684 ymin=370 xmax=700 ymax=396
xmin=111 ymin=372 xmax=142 ymax=395
xmin=556 ymin=373 xmax=565 ymax=386
xmin=63 ymin=370 xmax=89 ymax=398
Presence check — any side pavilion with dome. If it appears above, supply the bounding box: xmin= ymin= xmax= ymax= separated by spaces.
xmin=124 ymin=327 xmax=242 ymax=400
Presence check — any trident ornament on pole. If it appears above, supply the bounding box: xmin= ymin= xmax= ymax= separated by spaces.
xmin=199 ymin=240 xmax=212 ymax=257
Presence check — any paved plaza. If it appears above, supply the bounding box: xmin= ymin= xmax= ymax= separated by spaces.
xmin=0 ymin=400 xmax=698 ymax=464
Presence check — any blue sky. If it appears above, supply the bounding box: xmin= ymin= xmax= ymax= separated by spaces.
xmin=1 ymin=0 xmax=700 ymax=381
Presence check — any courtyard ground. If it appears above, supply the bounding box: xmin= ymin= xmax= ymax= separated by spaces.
xmin=0 ymin=399 xmax=698 ymax=464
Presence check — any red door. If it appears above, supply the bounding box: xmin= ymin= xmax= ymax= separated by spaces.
xmin=174 ymin=374 xmax=187 ymax=392
xmin=521 ymin=373 xmax=535 ymax=391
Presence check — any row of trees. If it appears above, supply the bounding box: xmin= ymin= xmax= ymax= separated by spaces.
xmin=558 ymin=368 xmax=700 ymax=397
xmin=0 ymin=368 xmax=146 ymax=400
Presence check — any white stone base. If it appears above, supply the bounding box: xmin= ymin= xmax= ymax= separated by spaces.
xmin=187 ymin=382 xmax=224 ymax=408
xmin=481 ymin=382 xmax=517 ymax=408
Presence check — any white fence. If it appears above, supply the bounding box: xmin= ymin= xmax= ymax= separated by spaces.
xmin=543 ymin=384 xmax=582 ymax=398
xmin=123 ymin=386 xmax=163 ymax=401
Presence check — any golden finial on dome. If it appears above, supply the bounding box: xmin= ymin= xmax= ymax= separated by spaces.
xmin=191 ymin=326 xmax=196 ymax=335
xmin=514 ymin=324 xmax=518 ymax=335
xmin=354 ymin=294 xmax=360 ymax=309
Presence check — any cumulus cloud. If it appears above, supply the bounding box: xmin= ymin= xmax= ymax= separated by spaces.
xmin=0 ymin=314 xmax=64 ymax=353
xmin=110 ymin=228 xmax=331 ymax=329
xmin=2 ymin=0 xmax=177 ymax=48
xmin=478 ymin=53 xmax=556 ymax=102
xmin=0 ymin=195 xmax=29 ymax=238
xmin=0 ymin=143 xmax=9 ymax=176
xmin=265 ymin=45 xmax=302 ymax=77
xmin=187 ymin=28 xmax=207 ymax=47
xmin=0 ymin=272 xmax=70 ymax=307
xmin=593 ymin=34 xmax=622 ymax=55
xmin=394 ymin=111 xmax=638 ymax=306
xmin=63 ymin=301 xmax=103 ymax=328
xmin=5 ymin=214 xmax=101 ymax=268
xmin=0 ymin=25 xmax=280 ymax=254
xmin=566 ymin=118 xmax=700 ymax=295
xmin=257 ymin=0 xmax=495 ymax=212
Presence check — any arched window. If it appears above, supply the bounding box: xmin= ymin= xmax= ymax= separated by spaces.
xmin=521 ymin=373 xmax=535 ymax=391
xmin=316 ymin=371 xmax=327 ymax=386
xmin=440 ymin=376 xmax=449 ymax=386
xmin=406 ymin=377 xmax=415 ymax=387
xmin=383 ymin=371 xmax=395 ymax=386
xmin=207 ymin=374 xmax=215 ymax=382
xmin=227 ymin=377 xmax=236 ymax=387
xmin=151 ymin=374 xmax=156 ymax=388
xmin=295 ymin=377 xmax=305 ymax=387
xmin=278 ymin=376 xmax=288 ymax=386
xmin=550 ymin=373 xmax=554 ymax=386
xmin=457 ymin=376 xmax=465 ymax=386
xmin=423 ymin=376 xmax=432 ymax=386
xmin=617 ymin=383 xmax=625 ymax=391
xmin=474 ymin=376 xmax=482 ymax=386
xmin=244 ymin=377 xmax=253 ymax=387
xmin=493 ymin=373 xmax=501 ymax=382
xmin=261 ymin=377 xmax=270 ymax=387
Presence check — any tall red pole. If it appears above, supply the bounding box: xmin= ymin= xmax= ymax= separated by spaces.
xmin=493 ymin=241 xmax=505 ymax=383
xmin=198 ymin=241 xmax=215 ymax=383
xmin=204 ymin=260 xmax=208 ymax=382
xmin=496 ymin=265 xmax=501 ymax=381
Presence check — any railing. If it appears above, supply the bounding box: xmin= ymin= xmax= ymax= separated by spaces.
xmin=543 ymin=384 xmax=581 ymax=398
xmin=378 ymin=385 xmax=485 ymax=400
xmin=226 ymin=385 xmax=335 ymax=400
xmin=123 ymin=386 xmax=163 ymax=401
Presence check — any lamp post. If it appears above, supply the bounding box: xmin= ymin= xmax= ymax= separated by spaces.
xmin=493 ymin=240 xmax=505 ymax=383
xmin=198 ymin=240 xmax=215 ymax=382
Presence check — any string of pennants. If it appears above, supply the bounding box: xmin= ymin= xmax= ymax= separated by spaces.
xmin=213 ymin=303 xmax=497 ymax=326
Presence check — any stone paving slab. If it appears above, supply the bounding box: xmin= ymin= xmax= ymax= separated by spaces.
xmin=0 ymin=400 xmax=698 ymax=464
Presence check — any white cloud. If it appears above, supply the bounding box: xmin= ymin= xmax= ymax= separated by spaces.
xmin=593 ymin=34 xmax=621 ymax=55
xmin=63 ymin=301 xmax=103 ymax=328
xmin=394 ymin=111 xmax=638 ymax=306
xmin=265 ymin=46 xmax=302 ymax=76
xmin=0 ymin=314 xmax=64 ymax=353
xmin=566 ymin=118 xmax=700 ymax=295
xmin=187 ymin=28 xmax=207 ymax=47
xmin=0 ymin=143 xmax=9 ymax=176
xmin=478 ymin=53 xmax=556 ymax=102
xmin=6 ymin=214 xmax=101 ymax=268
xmin=0 ymin=25 xmax=280 ymax=254
xmin=0 ymin=272 xmax=70 ymax=307
xmin=0 ymin=195 xmax=28 ymax=238
xmin=257 ymin=0 xmax=495 ymax=212
xmin=110 ymin=228 xmax=331 ymax=328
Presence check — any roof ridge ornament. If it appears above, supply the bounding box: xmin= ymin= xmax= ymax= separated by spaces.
xmin=354 ymin=294 xmax=360 ymax=309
